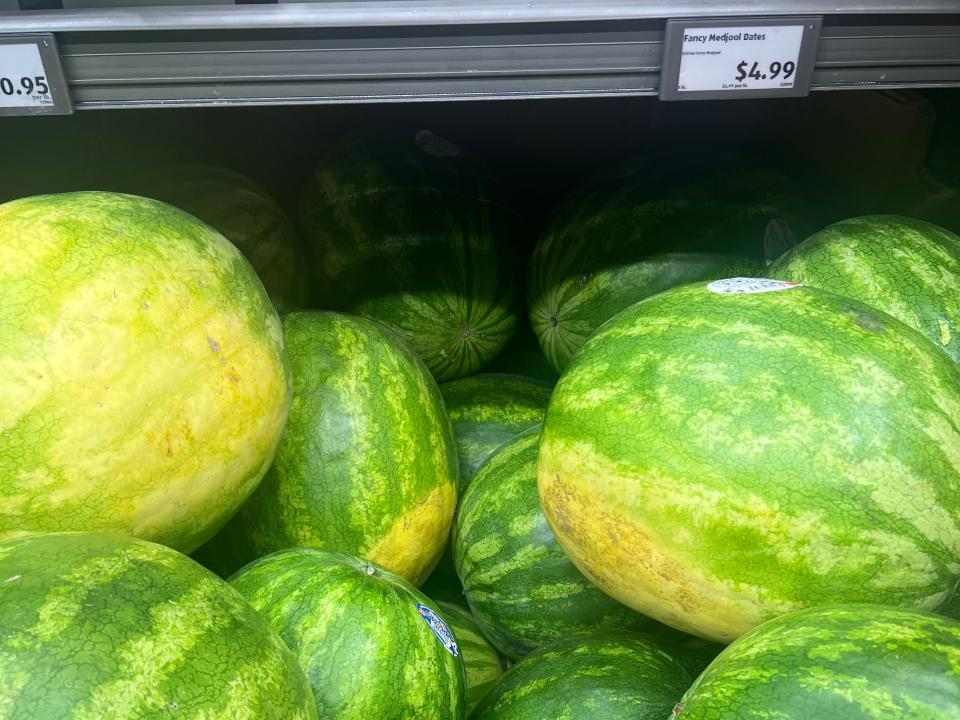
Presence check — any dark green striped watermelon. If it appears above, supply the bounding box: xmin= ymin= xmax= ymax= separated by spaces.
xmin=132 ymin=164 xmax=313 ymax=314
xmin=673 ymin=605 xmax=960 ymax=719
xmin=299 ymin=137 xmax=519 ymax=381
xmin=0 ymin=192 xmax=290 ymax=553
xmin=199 ymin=311 xmax=458 ymax=585
xmin=471 ymin=632 xmax=691 ymax=720
xmin=770 ymin=215 xmax=960 ymax=363
xmin=455 ymin=427 xmax=656 ymax=659
xmin=436 ymin=601 xmax=504 ymax=713
xmin=0 ymin=532 xmax=317 ymax=720
xmin=229 ymin=548 xmax=466 ymax=720
xmin=539 ymin=278 xmax=960 ymax=644
xmin=527 ymin=165 xmax=808 ymax=372
xmin=440 ymin=373 xmax=552 ymax=491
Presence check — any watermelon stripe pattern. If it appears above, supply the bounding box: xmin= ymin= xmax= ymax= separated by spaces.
xmin=539 ymin=281 xmax=960 ymax=643
xmin=132 ymin=164 xmax=314 ymax=314
xmin=436 ymin=601 xmax=503 ymax=713
xmin=529 ymin=250 xmax=762 ymax=373
xmin=456 ymin=427 xmax=656 ymax=659
xmin=207 ymin=311 xmax=458 ymax=585
xmin=527 ymin=165 xmax=803 ymax=372
xmin=0 ymin=532 xmax=317 ymax=720
xmin=0 ymin=192 xmax=290 ymax=553
xmin=673 ymin=605 xmax=960 ymax=719
xmin=229 ymin=548 xmax=466 ymax=720
xmin=440 ymin=373 xmax=552 ymax=490
xmin=770 ymin=215 xmax=960 ymax=363
xmin=300 ymin=139 xmax=519 ymax=382
xmin=471 ymin=632 xmax=691 ymax=720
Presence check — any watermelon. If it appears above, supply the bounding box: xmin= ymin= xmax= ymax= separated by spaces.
xmin=0 ymin=532 xmax=317 ymax=720
xmin=131 ymin=164 xmax=313 ymax=313
xmin=455 ymin=427 xmax=656 ymax=659
xmin=539 ymin=278 xmax=960 ymax=644
xmin=0 ymin=192 xmax=290 ymax=553
xmin=229 ymin=548 xmax=466 ymax=720
xmin=299 ymin=136 xmax=519 ymax=381
xmin=673 ymin=605 xmax=960 ymax=719
xmin=770 ymin=215 xmax=960 ymax=363
xmin=471 ymin=631 xmax=691 ymax=720
xmin=435 ymin=601 xmax=504 ymax=713
xmin=440 ymin=373 xmax=552 ymax=490
xmin=527 ymin=164 xmax=808 ymax=372
xmin=200 ymin=311 xmax=458 ymax=585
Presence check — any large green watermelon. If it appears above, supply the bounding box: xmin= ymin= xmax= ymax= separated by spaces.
xmin=440 ymin=373 xmax=552 ymax=490
xmin=673 ymin=605 xmax=960 ymax=719
xmin=435 ymin=601 xmax=504 ymax=713
xmin=0 ymin=192 xmax=290 ymax=553
xmin=471 ymin=632 xmax=691 ymax=720
xmin=299 ymin=136 xmax=519 ymax=381
xmin=200 ymin=311 xmax=458 ymax=585
xmin=770 ymin=215 xmax=960 ymax=363
xmin=0 ymin=532 xmax=317 ymax=720
xmin=528 ymin=164 xmax=807 ymax=372
xmin=131 ymin=164 xmax=313 ymax=313
xmin=456 ymin=427 xmax=656 ymax=659
xmin=539 ymin=278 xmax=960 ymax=644
xmin=229 ymin=548 xmax=466 ymax=720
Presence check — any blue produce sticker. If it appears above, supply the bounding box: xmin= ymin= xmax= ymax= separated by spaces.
xmin=417 ymin=604 xmax=459 ymax=657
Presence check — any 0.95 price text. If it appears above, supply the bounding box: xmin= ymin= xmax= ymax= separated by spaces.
xmin=734 ymin=60 xmax=796 ymax=83
xmin=0 ymin=75 xmax=50 ymax=97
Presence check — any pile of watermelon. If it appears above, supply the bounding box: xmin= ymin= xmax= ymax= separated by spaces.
xmin=2 ymin=133 xmax=960 ymax=720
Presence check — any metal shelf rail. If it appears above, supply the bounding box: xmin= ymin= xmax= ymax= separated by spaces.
xmin=0 ymin=0 xmax=958 ymax=107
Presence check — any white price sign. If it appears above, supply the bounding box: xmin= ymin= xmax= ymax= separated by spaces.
xmin=0 ymin=43 xmax=53 ymax=108
xmin=679 ymin=26 xmax=803 ymax=92
xmin=660 ymin=17 xmax=821 ymax=101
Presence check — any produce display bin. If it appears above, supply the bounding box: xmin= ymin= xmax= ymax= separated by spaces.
xmin=3 ymin=2 xmax=960 ymax=720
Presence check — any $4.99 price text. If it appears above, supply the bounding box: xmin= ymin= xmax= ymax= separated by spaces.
xmin=734 ymin=60 xmax=796 ymax=84
xmin=0 ymin=75 xmax=50 ymax=98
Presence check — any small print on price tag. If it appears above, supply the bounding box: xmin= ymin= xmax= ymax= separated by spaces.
xmin=0 ymin=35 xmax=71 ymax=116
xmin=660 ymin=17 xmax=821 ymax=101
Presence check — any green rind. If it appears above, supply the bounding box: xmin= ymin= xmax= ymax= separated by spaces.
xmin=0 ymin=532 xmax=317 ymax=720
xmin=770 ymin=214 xmax=960 ymax=363
xmin=471 ymin=631 xmax=692 ymax=720
xmin=201 ymin=311 xmax=458 ymax=585
xmin=436 ymin=601 xmax=504 ymax=713
xmin=0 ymin=191 xmax=290 ymax=553
xmin=455 ymin=427 xmax=658 ymax=659
xmin=673 ymin=605 xmax=960 ymax=719
xmin=229 ymin=548 xmax=466 ymax=720
xmin=539 ymin=281 xmax=960 ymax=643
xmin=132 ymin=164 xmax=313 ymax=314
xmin=299 ymin=138 xmax=519 ymax=381
xmin=528 ymin=166 xmax=805 ymax=372
xmin=440 ymin=373 xmax=552 ymax=490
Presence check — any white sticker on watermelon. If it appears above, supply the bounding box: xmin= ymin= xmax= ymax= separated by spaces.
xmin=708 ymin=277 xmax=802 ymax=295
xmin=417 ymin=604 xmax=460 ymax=657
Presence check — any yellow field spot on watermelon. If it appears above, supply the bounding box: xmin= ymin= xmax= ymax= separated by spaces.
xmin=366 ymin=481 xmax=457 ymax=586
xmin=537 ymin=438 xmax=794 ymax=643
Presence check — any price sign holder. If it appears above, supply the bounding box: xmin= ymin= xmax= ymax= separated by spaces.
xmin=0 ymin=34 xmax=72 ymax=117
xmin=659 ymin=16 xmax=821 ymax=102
